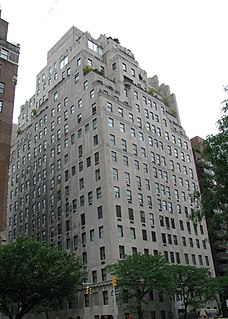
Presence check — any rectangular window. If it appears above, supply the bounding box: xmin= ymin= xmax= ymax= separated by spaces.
xmin=54 ymin=91 xmax=58 ymax=102
xmin=125 ymin=172 xmax=130 ymax=185
xmin=122 ymin=139 xmax=127 ymax=151
xmin=112 ymin=168 xmax=119 ymax=180
xmin=100 ymin=246 xmax=106 ymax=261
xmin=118 ymin=107 xmax=123 ymax=118
xmin=120 ymin=122 xmax=125 ymax=132
xmin=88 ymin=40 xmax=103 ymax=54
xmin=139 ymin=132 xmax=144 ymax=142
xmin=92 ymin=118 xmax=97 ymax=129
xmin=117 ymin=225 xmax=123 ymax=237
xmin=99 ymin=226 xmax=104 ymax=238
xmin=128 ymin=208 xmax=134 ymax=221
xmin=119 ymin=245 xmax=125 ymax=259
xmin=192 ymin=254 xmax=196 ymax=265
xmin=88 ymin=191 xmax=93 ymax=204
xmin=130 ymin=127 xmax=135 ymax=137
xmin=0 ymin=100 xmax=4 ymax=112
xmin=0 ymin=82 xmax=5 ymax=94
xmin=140 ymin=210 xmax=145 ymax=223
xmin=75 ymin=72 xmax=79 ymax=84
xmin=107 ymin=102 xmax=112 ymax=112
xmin=91 ymin=103 xmax=96 ymax=115
xmin=78 ymin=145 xmax=83 ymax=157
xmin=151 ymin=231 xmax=156 ymax=242
xmin=97 ymin=206 xmax=103 ymax=219
xmin=80 ymin=195 xmax=84 ymax=207
xmin=111 ymin=151 xmax=117 ymax=161
xmin=90 ymin=89 xmax=95 ymax=99
xmin=101 ymin=268 xmax=107 ymax=281
xmin=102 ymin=291 xmax=108 ymax=305
xmin=138 ymin=193 xmax=143 ymax=205
xmin=142 ymin=229 xmax=147 ymax=241
xmin=116 ymin=205 xmax=122 ymax=218
xmin=114 ymin=186 xmax=120 ymax=198
xmin=123 ymin=155 xmax=128 ymax=166
xmin=134 ymin=160 xmax=139 ymax=170
xmin=1 ymin=48 xmax=9 ymax=60
xmin=126 ymin=190 xmax=132 ymax=202
xmin=162 ymin=233 xmax=166 ymax=244
xmin=129 ymin=113 xmax=134 ymax=123
xmin=96 ymin=187 xmax=101 ymax=199
xmin=79 ymin=178 xmax=84 ymax=190
xmin=77 ymin=58 xmax=81 ymax=66
xmin=95 ymin=168 xmax=100 ymax=181
xmin=64 ymin=97 xmax=68 ymax=107
xmin=94 ymin=151 xmax=99 ymax=164
xmin=108 ymin=117 xmax=114 ymax=127
xmin=93 ymin=135 xmax=98 ymax=146
xmin=92 ymin=270 xmax=97 ymax=283
xmin=143 ymin=163 xmax=148 ymax=173
xmin=132 ymin=143 xmax=137 ymax=155
xmin=130 ymin=227 xmax=136 ymax=239
xmin=110 ymin=134 xmax=116 ymax=146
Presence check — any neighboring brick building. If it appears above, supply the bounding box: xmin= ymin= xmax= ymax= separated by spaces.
xmin=0 ymin=11 xmax=20 ymax=244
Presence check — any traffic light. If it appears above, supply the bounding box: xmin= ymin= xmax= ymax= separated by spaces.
xmin=85 ymin=286 xmax=92 ymax=294
xmin=112 ymin=275 xmax=117 ymax=288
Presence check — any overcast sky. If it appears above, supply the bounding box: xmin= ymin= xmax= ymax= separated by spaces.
xmin=1 ymin=0 xmax=228 ymax=139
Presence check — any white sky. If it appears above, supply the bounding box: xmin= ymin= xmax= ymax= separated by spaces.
xmin=1 ymin=0 xmax=228 ymax=139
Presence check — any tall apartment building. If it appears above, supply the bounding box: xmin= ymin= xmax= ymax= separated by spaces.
xmin=0 ymin=11 xmax=20 ymax=244
xmin=7 ymin=27 xmax=215 ymax=319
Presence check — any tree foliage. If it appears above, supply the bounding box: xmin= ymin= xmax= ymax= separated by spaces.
xmin=107 ymin=253 xmax=174 ymax=319
xmin=216 ymin=271 xmax=228 ymax=294
xmin=216 ymin=270 xmax=228 ymax=313
xmin=0 ymin=236 xmax=86 ymax=319
xmin=191 ymin=103 xmax=228 ymax=238
xmin=171 ymin=264 xmax=218 ymax=319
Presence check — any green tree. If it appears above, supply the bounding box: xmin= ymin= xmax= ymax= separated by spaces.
xmin=217 ymin=271 xmax=228 ymax=294
xmin=171 ymin=264 xmax=217 ymax=319
xmin=0 ymin=236 xmax=86 ymax=319
xmin=216 ymin=271 xmax=228 ymax=315
xmin=192 ymin=103 xmax=228 ymax=238
xmin=107 ymin=253 xmax=174 ymax=319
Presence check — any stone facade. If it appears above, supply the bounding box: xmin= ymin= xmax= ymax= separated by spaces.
xmin=0 ymin=11 xmax=19 ymax=242
xmin=7 ymin=27 xmax=215 ymax=319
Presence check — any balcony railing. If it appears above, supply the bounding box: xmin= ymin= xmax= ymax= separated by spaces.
xmin=214 ymin=241 xmax=228 ymax=250
xmin=218 ymin=263 xmax=228 ymax=273
xmin=216 ymin=252 xmax=228 ymax=261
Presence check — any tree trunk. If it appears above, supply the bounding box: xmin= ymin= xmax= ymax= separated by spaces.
xmin=137 ymin=304 xmax=144 ymax=319
xmin=183 ymin=303 xmax=188 ymax=319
